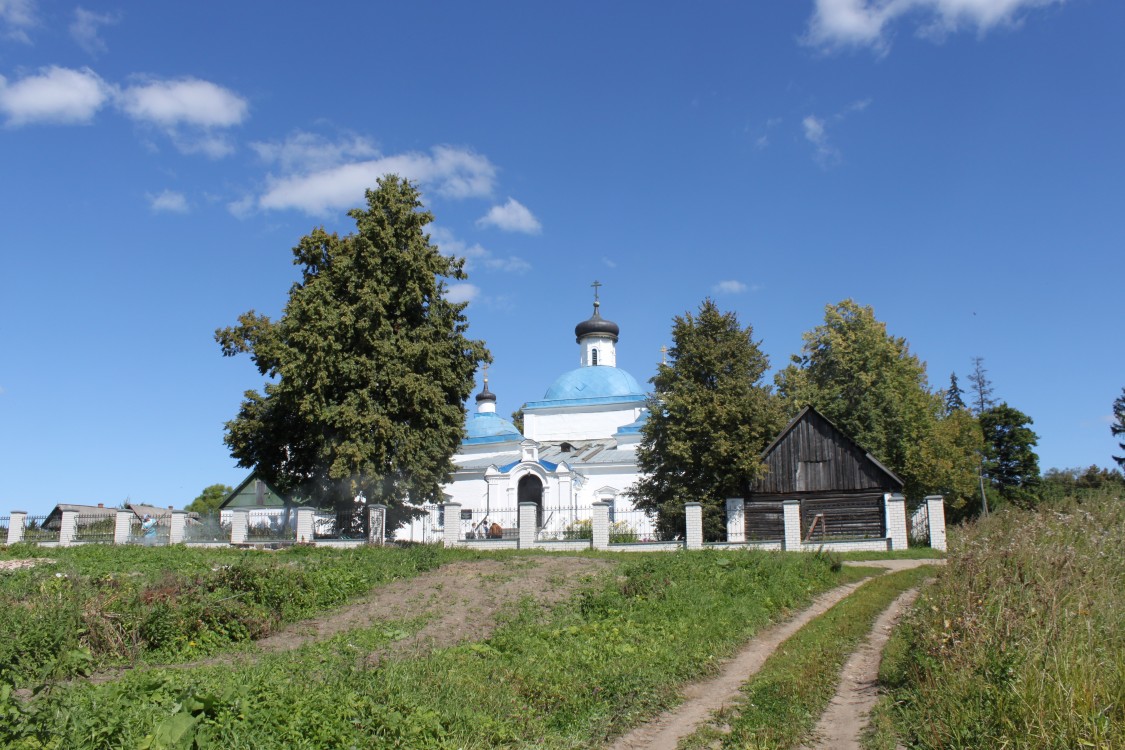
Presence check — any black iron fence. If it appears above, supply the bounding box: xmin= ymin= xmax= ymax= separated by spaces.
xmin=462 ymin=507 xmax=519 ymax=540
xmin=245 ymin=509 xmax=297 ymax=542
xmin=184 ymin=512 xmax=229 ymax=543
xmin=129 ymin=513 xmax=171 ymax=545
xmin=73 ymin=512 xmax=117 ymax=543
xmin=536 ymin=506 xmax=594 ymax=541
xmin=0 ymin=516 xmax=8 ymax=540
xmin=23 ymin=515 xmax=59 ymax=543
xmin=606 ymin=508 xmax=667 ymax=543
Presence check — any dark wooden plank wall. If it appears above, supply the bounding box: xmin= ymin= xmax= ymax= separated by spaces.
xmin=744 ymin=500 xmax=784 ymax=540
xmin=800 ymin=493 xmax=885 ymax=540
xmin=754 ymin=410 xmax=897 ymax=495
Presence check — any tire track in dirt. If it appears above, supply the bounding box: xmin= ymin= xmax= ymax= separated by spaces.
xmin=607 ymin=559 xmax=942 ymax=750
xmin=799 ymin=585 xmax=923 ymax=750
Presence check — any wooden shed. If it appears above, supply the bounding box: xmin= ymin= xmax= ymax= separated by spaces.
xmin=746 ymin=406 xmax=904 ymax=541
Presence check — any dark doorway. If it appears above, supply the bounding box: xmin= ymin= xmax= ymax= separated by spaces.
xmin=517 ymin=475 xmax=544 ymax=527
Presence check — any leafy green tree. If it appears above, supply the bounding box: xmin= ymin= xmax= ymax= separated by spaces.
xmin=944 ymin=372 xmax=966 ymax=414
xmin=909 ymin=407 xmax=984 ymax=522
xmin=185 ymin=484 xmax=233 ymax=514
xmin=216 ymin=176 xmax=489 ymax=529
xmin=979 ymin=403 xmax=1040 ymax=507
xmin=1113 ymin=388 xmax=1125 ymax=468
xmin=967 ymin=356 xmax=996 ymax=415
xmin=633 ymin=299 xmax=784 ymax=541
xmin=510 ymin=404 xmax=526 ymax=434
xmin=776 ymin=300 xmax=951 ymax=500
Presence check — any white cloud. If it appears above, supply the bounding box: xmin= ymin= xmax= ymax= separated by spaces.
xmin=805 ymin=0 xmax=1065 ymax=52
xmin=0 ymin=0 xmax=35 ymax=43
xmin=251 ymin=131 xmax=378 ymax=173
xmin=148 ymin=189 xmax=188 ymax=213
xmin=476 ymin=197 xmax=542 ymax=234
xmin=70 ymin=7 xmax=120 ymax=56
xmin=803 ymin=114 xmax=842 ymax=167
xmin=0 ymin=66 xmax=110 ymax=125
xmin=117 ymin=78 xmax=247 ymax=128
xmin=170 ymin=132 xmax=235 ymax=159
xmin=713 ymin=280 xmax=748 ymax=294
xmin=430 ymin=226 xmax=530 ymax=274
xmin=602 ymin=257 xmax=617 ymax=269
xmin=445 ymin=283 xmax=479 ymax=304
xmin=255 ymin=145 xmax=497 ymax=216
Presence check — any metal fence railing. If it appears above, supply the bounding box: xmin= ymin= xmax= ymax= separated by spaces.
xmin=246 ymin=509 xmax=297 ymax=542
xmin=536 ymin=506 xmax=594 ymax=541
xmin=23 ymin=515 xmax=59 ymax=543
xmin=73 ymin=512 xmax=117 ymax=543
xmin=183 ymin=512 xmax=229 ymax=543
xmin=462 ymin=507 xmax=519 ymax=540
xmin=312 ymin=509 xmax=367 ymax=541
xmin=0 ymin=516 xmax=8 ymax=540
xmin=129 ymin=513 xmax=171 ymax=545
xmin=606 ymin=508 xmax=667 ymax=543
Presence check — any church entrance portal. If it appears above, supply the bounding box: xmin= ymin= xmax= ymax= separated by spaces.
xmin=517 ymin=475 xmax=544 ymax=528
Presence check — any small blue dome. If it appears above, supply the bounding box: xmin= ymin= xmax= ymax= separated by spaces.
xmin=464 ymin=412 xmax=523 ymax=443
xmin=615 ymin=410 xmax=649 ymax=435
xmin=542 ymin=366 xmax=643 ymax=401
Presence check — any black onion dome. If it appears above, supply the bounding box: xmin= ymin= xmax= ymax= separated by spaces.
xmin=575 ymin=303 xmax=620 ymax=343
xmin=475 ymin=381 xmax=497 ymax=404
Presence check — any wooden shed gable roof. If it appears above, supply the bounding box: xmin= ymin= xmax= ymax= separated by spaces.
xmin=753 ymin=406 xmax=904 ymax=495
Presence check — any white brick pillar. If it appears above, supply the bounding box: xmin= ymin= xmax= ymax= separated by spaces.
xmin=231 ymin=509 xmax=249 ymax=544
xmin=518 ymin=502 xmax=538 ymax=549
xmin=684 ymin=502 xmax=703 ymax=550
xmin=725 ymin=498 xmax=746 ymax=543
xmin=782 ymin=500 xmax=802 ymax=551
xmin=113 ymin=509 xmax=132 ymax=544
xmin=59 ymin=509 xmax=78 ymax=547
xmin=169 ymin=511 xmax=187 ymax=544
xmin=591 ymin=501 xmax=610 ymax=550
xmin=885 ymin=494 xmax=908 ymax=551
xmin=442 ymin=503 xmax=461 ymax=547
xmin=7 ymin=511 xmax=26 ymax=544
xmin=295 ymin=507 xmax=315 ymax=543
xmin=926 ymin=495 xmax=947 ymax=552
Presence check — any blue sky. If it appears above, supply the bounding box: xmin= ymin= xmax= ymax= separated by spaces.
xmin=1 ymin=1 xmax=1121 ymax=515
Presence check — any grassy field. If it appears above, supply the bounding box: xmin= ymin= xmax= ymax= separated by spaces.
xmin=0 ymin=542 xmax=471 ymax=686
xmin=866 ymin=491 xmax=1124 ymax=749
xmin=0 ymin=547 xmax=869 ymax=749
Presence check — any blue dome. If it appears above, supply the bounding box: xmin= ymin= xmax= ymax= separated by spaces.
xmin=464 ymin=412 xmax=523 ymax=444
xmin=542 ymin=366 xmax=644 ymax=402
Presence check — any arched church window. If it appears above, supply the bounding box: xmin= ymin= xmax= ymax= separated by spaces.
xmin=591 ymin=348 xmax=599 ymax=366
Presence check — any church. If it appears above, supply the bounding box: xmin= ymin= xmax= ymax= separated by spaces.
xmin=398 ymin=290 xmax=650 ymax=541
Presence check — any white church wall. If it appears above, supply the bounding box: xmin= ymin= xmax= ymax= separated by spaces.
xmin=524 ymin=403 xmax=642 ymax=442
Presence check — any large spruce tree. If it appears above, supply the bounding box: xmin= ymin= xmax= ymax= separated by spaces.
xmin=979 ymin=403 xmax=1040 ymax=507
xmin=216 ymin=176 xmax=489 ymax=528
xmin=633 ymin=299 xmax=783 ymax=540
